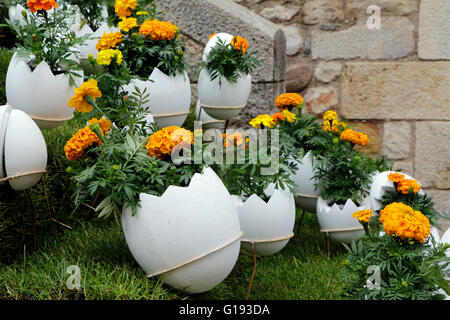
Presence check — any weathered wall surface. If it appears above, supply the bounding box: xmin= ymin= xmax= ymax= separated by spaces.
xmin=232 ymin=0 xmax=449 ymax=231
xmin=154 ymin=0 xmax=287 ymax=126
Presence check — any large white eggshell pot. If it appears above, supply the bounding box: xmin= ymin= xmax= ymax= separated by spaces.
xmin=0 ymin=105 xmax=47 ymax=191
xmin=233 ymin=189 xmax=296 ymax=256
xmin=6 ymin=53 xmax=84 ymax=130
xmin=316 ymin=197 xmax=367 ymax=243
xmin=125 ymin=68 xmax=191 ymax=128
xmin=369 ymin=171 xmax=425 ymax=211
xmin=290 ymin=151 xmax=320 ymax=213
xmin=121 ymin=167 xmax=242 ymax=294
xmin=195 ymin=100 xmax=225 ymax=130
xmin=199 ymin=32 xmax=252 ymax=121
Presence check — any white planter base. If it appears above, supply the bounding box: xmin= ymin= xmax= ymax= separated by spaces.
xmin=294 ymin=193 xmax=318 ymax=214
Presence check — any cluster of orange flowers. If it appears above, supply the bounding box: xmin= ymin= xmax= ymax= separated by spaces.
xmin=322 ymin=119 xmax=347 ymax=133
xmin=271 ymin=110 xmax=297 ymax=124
xmin=231 ymin=36 xmax=249 ymax=54
xmin=115 ymin=0 xmax=138 ymax=19
xmin=352 ymin=209 xmax=374 ymax=223
xmin=65 ymin=118 xmax=112 ymax=161
xmin=222 ymin=132 xmax=246 ymax=148
xmin=146 ymin=126 xmax=193 ymax=159
xmin=139 ymin=19 xmax=178 ymax=41
xmin=275 ymin=93 xmax=304 ymax=111
xmin=96 ymin=32 xmax=123 ymax=51
xmin=340 ymin=129 xmax=370 ymax=147
xmin=388 ymin=172 xmax=422 ymax=195
xmin=379 ymin=202 xmax=430 ymax=243
xmin=27 ymin=0 xmax=58 ymax=13
xmin=68 ymin=79 xmax=102 ymax=113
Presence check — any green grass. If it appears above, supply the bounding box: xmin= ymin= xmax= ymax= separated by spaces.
xmin=0 ymin=48 xmax=13 ymax=105
xmin=0 ymin=209 xmax=347 ymax=300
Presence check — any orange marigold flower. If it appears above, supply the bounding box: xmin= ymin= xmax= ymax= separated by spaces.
xmin=96 ymin=32 xmax=123 ymax=51
xmin=88 ymin=117 xmax=112 ymax=135
xmin=352 ymin=209 xmax=374 ymax=223
xmin=146 ymin=126 xmax=193 ymax=159
xmin=271 ymin=112 xmax=285 ymax=122
xmin=27 ymin=0 xmax=58 ymax=13
xmin=68 ymin=79 xmax=102 ymax=113
xmin=275 ymin=93 xmax=304 ymax=111
xmin=139 ymin=19 xmax=178 ymax=41
xmin=379 ymin=202 xmax=430 ymax=243
xmin=340 ymin=129 xmax=370 ymax=146
xmin=64 ymin=122 xmax=109 ymax=161
xmin=114 ymin=0 xmax=137 ymax=19
xmin=397 ymin=179 xmax=422 ymax=195
xmin=388 ymin=172 xmax=406 ymax=183
xmin=223 ymin=132 xmax=245 ymax=148
xmin=231 ymin=35 xmax=249 ymax=54
xmin=209 ymin=33 xmax=217 ymax=40
xmin=118 ymin=17 xmax=138 ymax=32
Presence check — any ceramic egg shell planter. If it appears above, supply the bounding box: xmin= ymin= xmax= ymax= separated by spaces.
xmin=199 ymin=32 xmax=251 ymax=121
xmin=316 ymin=197 xmax=367 ymax=243
xmin=124 ymin=68 xmax=191 ymax=128
xmin=8 ymin=4 xmax=30 ymax=28
xmin=289 ymin=151 xmax=320 ymax=213
xmin=6 ymin=53 xmax=84 ymax=130
xmin=195 ymin=100 xmax=225 ymax=130
xmin=369 ymin=171 xmax=425 ymax=211
xmin=232 ymin=188 xmax=296 ymax=256
xmin=121 ymin=167 xmax=242 ymax=294
xmin=0 ymin=105 xmax=47 ymax=191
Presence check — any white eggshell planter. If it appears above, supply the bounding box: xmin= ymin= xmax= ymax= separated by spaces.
xmin=195 ymin=100 xmax=225 ymax=130
xmin=125 ymin=68 xmax=191 ymax=128
xmin=369 ymin=171 xmax=425 ymax=211
xmin=121 ymin=167 xmax=242 ymax=294
xmin=202 ymin=32 xmax=234 ymax=62
xmin=290 ymin=151 xmax=320 ymax=213
xmin=8 ymin=4 xmax=29 ymax=28
xmin=232 ymin=189 xmax=295 ymax=256
xmin=197 ymin=68 xmax=251 ymax=121
xmin=0 ymin=105 xmax=47 ymax=191
xmin=6 ymin=53 xmax=84 ymax=130
xmin=316 ymin=197 xmax=367 ymax=243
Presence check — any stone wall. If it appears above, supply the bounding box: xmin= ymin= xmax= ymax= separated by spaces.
xmin=232 ymin=0 xmax=449 ymax=230
xmin=157 ymin=0 xmax=449 ymax=228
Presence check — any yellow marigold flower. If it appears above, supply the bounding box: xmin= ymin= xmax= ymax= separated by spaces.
xmin=282 ymin=110 xmax=297 ymax=123
xmin=323 ymin=110 xmax=338 ymax=122
xmin=322 ymin=119 xmax=345 ymax=133
xmin=208 ymin=33 xmax=217 ymax=40
xmin=96 ymin=31 xmax=123 ymax=51
xmin=64 ymin=121 xmax=110 ymax=161
xmin=114 ymin=0 xmax=137 ymax=19
xmin=275 ymin=93 xmax=304 ymax=111
xmin=388 ymin=172 xmax=406 ymax=183
xmin=96 ymin=49 xmax=123 ymax=66
xmin=27 ymin=0 xmax=58 ymax=13
xmin=379 ymin=202 xmax=430 ymax=243
xmin=352 ymin=209 xmax=374 ymax=223
xmin=68 ymin=79 xmax=102 ymax=113
xmin=146 ymin=126 xmax=193 ymax=159
xmin=397 ymin=179 xmax=422 ymax=195
xmin=139 ymin=19 xmax=178 ymax=41
xmin=340 ymin=129 xmax=370 ymax=146
xmin=136 ymin=11 xmax=149 ymax=16
xmin=249 ymin=114 xmax=276 ymax=129
xmin=118 ymin=17 xmax=138 ymax=32
xmin=231 ymin=35 xmax=249 ymax=54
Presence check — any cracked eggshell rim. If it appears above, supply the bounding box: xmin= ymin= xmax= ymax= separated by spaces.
xmin=3 ymin=108 xmax=47 ymax=191
xmin=316 ymin=197 xmax=367 ymax=243
xmin=369 ymin=171 xmax=425 ymax=211
xmin=6 ymin=53 xmax=83 ymax=129
xmin=233 ymin=189 xmax=296 ymax=256
xmin=124 ymin=68 xmax=191 ymax=127
xmin=121 ymin=167 xmax=241 ymax=294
